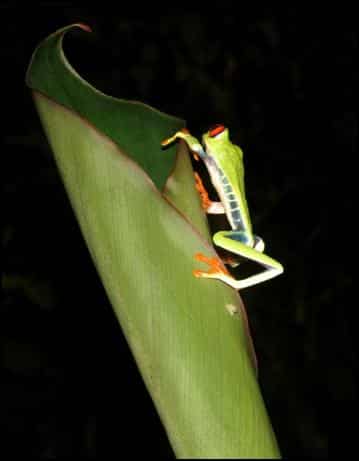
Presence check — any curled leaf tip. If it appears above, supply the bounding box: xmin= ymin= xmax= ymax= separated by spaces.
xmin=74 ymin=23 xmax=92 ymax=33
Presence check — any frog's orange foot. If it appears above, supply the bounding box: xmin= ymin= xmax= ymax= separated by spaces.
xmin=194 ymin=173 xmax=212 ymax=210
xmin=193 ymin=252 xmax=230 ymax=278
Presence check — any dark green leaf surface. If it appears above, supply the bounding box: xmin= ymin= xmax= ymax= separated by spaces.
xmin=26 ymin=23 xmax=184 ymax=190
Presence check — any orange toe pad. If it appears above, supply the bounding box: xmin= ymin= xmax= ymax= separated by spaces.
xmin=194 ymin=252 xmax=230 ymax=276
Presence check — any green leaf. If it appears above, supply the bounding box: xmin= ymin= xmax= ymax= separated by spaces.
xmin=26 ymin=24 xmax=281 ymax=458
xmin=26 ymin=23 xmax=183 ymax=190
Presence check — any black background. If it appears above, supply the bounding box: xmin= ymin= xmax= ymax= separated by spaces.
xmin=2 ymin=5 xmax=355 ymax=458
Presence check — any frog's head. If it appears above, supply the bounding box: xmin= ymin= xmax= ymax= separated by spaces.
xmin=202 ymin=124 xmax=230 ymax=157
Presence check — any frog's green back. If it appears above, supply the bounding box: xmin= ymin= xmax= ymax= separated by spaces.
xmin=204 ymin=132 xmax=253 ymax=236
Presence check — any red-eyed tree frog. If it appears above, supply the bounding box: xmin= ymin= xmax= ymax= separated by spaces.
xmin=162 ymin=125 xmax=284 ymax=290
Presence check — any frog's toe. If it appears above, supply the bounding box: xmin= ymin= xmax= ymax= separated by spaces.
xmin=193 ymin=252 xmax=230 ymax=276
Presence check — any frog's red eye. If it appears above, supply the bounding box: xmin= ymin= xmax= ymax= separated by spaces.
xmin=209 ymin=124 xmax=225 ymax=137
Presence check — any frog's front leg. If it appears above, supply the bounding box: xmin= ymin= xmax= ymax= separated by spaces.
xmin=194 ymin=172 xmax=225 ymax=214
xmin=194 ymin=231 xmax=283 ymax=290
xmin=161 ymin=128 xmax=206 ymax=161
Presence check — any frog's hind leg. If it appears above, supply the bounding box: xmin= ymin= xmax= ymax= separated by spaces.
xmin=253 ymin=235 xmax=265 ymax=253
xmin=192 ymin=231 xmax=283 ymax=290
xmin=222 ymin=235 xmax=263 ymax=268
xmin=192 ymin=232 xmax=250 ymax=283
xmin=211 ymin=231 xmax=283 ymax=289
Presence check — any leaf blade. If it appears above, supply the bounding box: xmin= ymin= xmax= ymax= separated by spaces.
xmin=26 ymin=23 xmax=184 ymax=190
